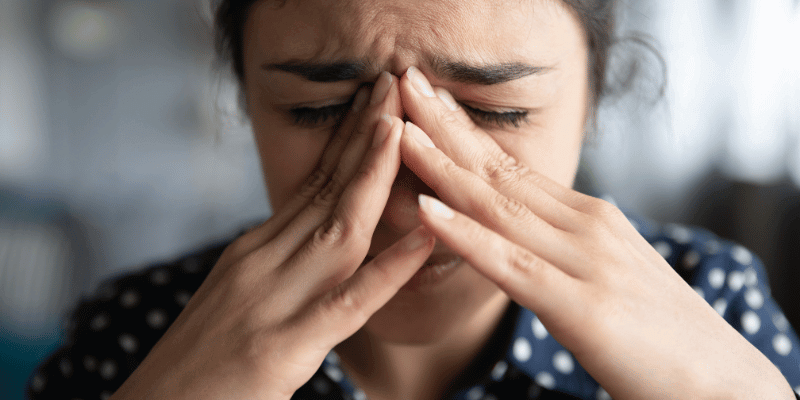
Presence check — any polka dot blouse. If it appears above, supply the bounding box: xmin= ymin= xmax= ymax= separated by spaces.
xmin=27 ymin=215 xmax=800 ymax=399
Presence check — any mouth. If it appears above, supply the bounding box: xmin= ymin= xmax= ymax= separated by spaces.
xmin=362 ymin=252 xmax=464 ymax=292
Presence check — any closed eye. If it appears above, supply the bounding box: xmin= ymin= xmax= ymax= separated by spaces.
xmin=459 ymin=103 xmax=529 ymax=128
xmin=288 ymin=101 xmax=352 ymax=127
xmin=287 ymin=98 xmax=529 ymax=129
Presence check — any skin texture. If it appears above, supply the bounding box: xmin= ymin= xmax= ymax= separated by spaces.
xmin=109 ymin=0 xmax=794 ymax=399
xmin=243 ymin=0 xmax=589 ymax=398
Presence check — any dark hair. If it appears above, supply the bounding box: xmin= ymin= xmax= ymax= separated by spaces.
xmin=214 ymin=0 xmax=621 ymax=107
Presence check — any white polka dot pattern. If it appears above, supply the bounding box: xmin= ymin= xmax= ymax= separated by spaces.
xmin=666 ymin=225 xmax=692 ymax=244
xmin=727 ymin=271 xmax=745 ymax=292
xmin=774 ymin=334 xmax=793 ymax=356
xmin=534 ymin=371 xmax=555 ymax=389
xmin=118 ymin=333 xmax=138 ymax=353
xmin=99 ymin=360 xmax=117 ymax=380
xmin=175 ymin=290 xmax=191 ymax=307
xmin=705 ymin=240 xmax=721 ymax=254
xmin=150 ymin=269 xmax=170 ymax=285
xmin=30 ymin=374 xmax=44 ymax=392
xmin=708 ymin=268 xmax=726 ymax=289
xmin=353 ymin=388 xmax=367 ymax=400
xmin=596 ymin=387 xmax=612 ymax=400
xmin=653 ymin=241 xmax=672 ymax=259
xmin=744 ymin=288 xmax=764 ymax=309
xmin=774 ymin=313 xmax=790 ymax=332
xmin=712 ymin=298 xmax=727 ymax=316
xmin=741 ymin=311 xmax=761 ymax=335
xmin=25 ymin=220 xmax=800 ymax=400
xmin=732 ymin=246 xmax=753 ymax=265
xmin=325 ymin=351 xmax=340 ymax=365
xmin=466 ymin=386 xmax=484 ymax=400
xmin=744 ymin=267 xmax=758 ymax=287
xmin=90 ymin=314 xmax=109 ymax=331
xmin=692 ymin=286 xmax=705 ymax=299
xmin=513 ymin=337 xmax=532 ymax=362
xmin=146 ymin=309 xmax=167 ymax=329
xmin=323 ymin=365 xmax=343 ymax=382
xmin=119 ymin=290 xmax=140 ymax=308
xmin=490 ymin=361 xmax=507 ymax=381
xmin=59 ymin=359 xmax=72 ymax=377
xmin=531 ymin=316 xmax=548 ymax=340
xmin=552 ymin=351 xmax=574 ymax=374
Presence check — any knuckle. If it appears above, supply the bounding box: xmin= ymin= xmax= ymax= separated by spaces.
xmin=441 ymin=156 xmax=463 ymax=178
xmin=501 ymin=246 xmax=541 ymax=285
xmin=351 ymin=155 xmax=382 ymax=186
xmin=312 ymin=170 xmax=347 ymax=208
xmin=490 ymin=194 xmax=530 ymax=221
xmin=326 ymin=284 xmax=368 ymax=322
xmin=437 ymin=107 xmax=462 ymax=127
xmin=583 ymin=197 xmax=624 ymax=221
xmin=298 ymin=169 xmax=330 ymax=199
xmin=313 ymin=217 xmax=350 ymax=249
xmin=481 ymin=153 xmax=529 ymax=185
xmin=312 ymin=216 xmax=370 ymax=254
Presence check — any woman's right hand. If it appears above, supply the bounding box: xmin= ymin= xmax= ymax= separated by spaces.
xmin=110 ymin=72 xmax=435 ymax=400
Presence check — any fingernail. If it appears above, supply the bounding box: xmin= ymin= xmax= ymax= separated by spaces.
xmin=435 ymin=88 xmax=459 ymax=111
xmin=419 ymin=194 xmax=455 ymax=220
xmin=407 ymin=66 xmax=436 ymax=98
xmin=352 ymin=87 xmax=369 ymax=112
xmin=404 ymin=121 xmax=435 ymax=148
xmin=372 ymin=114 xmax=394 ymax=148
xmin=370 ymin=71 xmax=393 ymax=106
xmin=403 ymin=226 xmax=431 ymax=251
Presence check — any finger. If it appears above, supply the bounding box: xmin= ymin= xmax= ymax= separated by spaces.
xmin=415 ymin=194 xmax=578 ymax=319
xmin=400 ymin=126 xmax=586 ymax=275
xmin=301 ymin=225 xmax=436 ymax=350
xmin=224 ymin=87 xmax=372 ymax=260
xmin=399 ymin=67 xmax=584 ymax=230
xmin=264 ymin=73 xmax=402 ymax=269
xmin=286 ymin=114 xmax=405 ymax=289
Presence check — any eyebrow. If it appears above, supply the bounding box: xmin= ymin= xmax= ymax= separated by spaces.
xmin=264 ymin=61 xmax=369 ymax=82
xmin=262 ymin=57 xmax=549 ymax=85
xmin=430 ymin=57 xmax=550 ymax=85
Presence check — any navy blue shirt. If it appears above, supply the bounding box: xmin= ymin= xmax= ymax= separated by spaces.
xmin=27 ymin=215 xmax=800 ymax=399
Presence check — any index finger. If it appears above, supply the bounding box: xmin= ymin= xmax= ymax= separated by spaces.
xmin=398 ymin=68 xmax=583 ymax=231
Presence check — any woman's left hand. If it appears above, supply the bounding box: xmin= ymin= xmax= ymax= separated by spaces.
xmin=396 ymin=68 xmax=795 ymax=400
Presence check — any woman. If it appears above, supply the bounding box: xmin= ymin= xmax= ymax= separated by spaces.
xmin=28 ymin=0 xmax=800 ymax=399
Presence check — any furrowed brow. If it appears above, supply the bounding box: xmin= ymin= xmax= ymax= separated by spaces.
xmin=431 ymin=57 xmax=550 ymax=85
xmin=262 ymin=60 xmax=369 ymax=82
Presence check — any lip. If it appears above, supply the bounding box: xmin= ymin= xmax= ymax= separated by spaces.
xmin=400 ymin=253 xmax=464 ymax=292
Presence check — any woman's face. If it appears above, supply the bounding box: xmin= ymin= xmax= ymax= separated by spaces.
xmin=242 ymin=0 xmax=590 ymax=343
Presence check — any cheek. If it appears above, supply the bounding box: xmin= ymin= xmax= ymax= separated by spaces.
xmin=252 ymin=120 xmax=329 ymax=212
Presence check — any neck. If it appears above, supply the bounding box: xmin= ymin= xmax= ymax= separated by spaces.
xmin=335 ymin=294 xmax=514 ymax=400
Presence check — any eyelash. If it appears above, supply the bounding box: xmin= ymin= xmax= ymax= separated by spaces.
xmin=289 ymin=101 xmax=353 ymax=126
xmin=288 ymin=100 xmax=528 ymax=128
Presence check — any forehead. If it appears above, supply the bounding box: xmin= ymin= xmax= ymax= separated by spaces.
xmin=244 ymin=0 xmax=583 ymax=73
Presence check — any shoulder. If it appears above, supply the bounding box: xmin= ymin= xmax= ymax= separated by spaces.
xmin=626 ymin=213 xmax=768 ymax=296
xmin=628 ymin=213 xmax=800 ymax=388
xmin=26 ymin=234 xmax=234 ymax=399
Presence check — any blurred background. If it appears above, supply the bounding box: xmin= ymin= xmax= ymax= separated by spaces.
xmin=1 ymin=0 xmax=798 ymax=398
